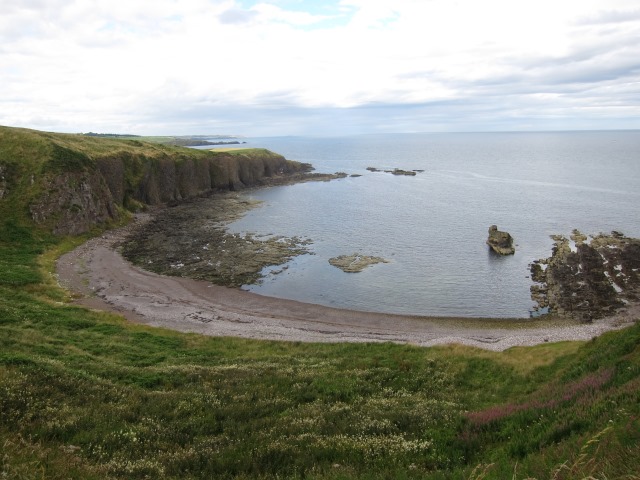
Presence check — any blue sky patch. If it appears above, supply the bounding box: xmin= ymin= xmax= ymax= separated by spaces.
xmin=233 ymin=0 xmax=354 ymax=29
xmin=235 ymin=0 xmax=346 ymax=15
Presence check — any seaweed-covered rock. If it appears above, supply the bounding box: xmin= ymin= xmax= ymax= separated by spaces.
xmin=120 ymin=194 xmax=312 ymax=287
xmin=530 ymin=230 xmax=640 ymax=319
xmin=386 ymin=168 xmax=417 ymax=176
xmin=487 ymin=225 xmax=515 ymax=255
xmin=366 ymin=167 xmax=420 ymax=176
xmin=329 ymin=254 xmax=389 ymax=273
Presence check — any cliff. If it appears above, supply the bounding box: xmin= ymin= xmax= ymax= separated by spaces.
xmin=0 ymin=126 xmax=310 ymax=235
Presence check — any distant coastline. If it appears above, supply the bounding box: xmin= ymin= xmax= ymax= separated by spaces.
xmin=82 ymin=132 xmax=246 ymax=147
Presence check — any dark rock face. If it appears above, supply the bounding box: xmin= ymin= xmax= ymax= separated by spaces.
xmin=530 ymin=230 xmax=640 ymax=320
xmin=0 ymin=164 xmax=8 ymax=200
xmin=486 ymin=225 xmax=515 ymax=255
xmin=94 ymin=150 xmax=311 ymax=207
xmin=30 ymin=149 xmax=313 ymax=236
xmin=29 ymin=170 xmax=118 ymax=236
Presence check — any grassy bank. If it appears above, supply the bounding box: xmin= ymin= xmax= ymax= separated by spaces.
xmin=1 ymin=129 xmax=639 ymax=479
xmin=2 ymin=208 xmax=639 ymax=480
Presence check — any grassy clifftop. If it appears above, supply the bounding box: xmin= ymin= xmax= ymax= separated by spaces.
xmin=0 ymin=126 xmax=307 ymax=235
xmin=0 ymin=126 xmax=639 ymax=479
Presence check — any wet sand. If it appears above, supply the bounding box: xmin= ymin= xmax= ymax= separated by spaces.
xmin=55 ymin=215 xmax=638 ymax=351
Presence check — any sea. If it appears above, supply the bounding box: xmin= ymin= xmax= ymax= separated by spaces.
xmin=211 ymin=131 xmax=640 ymax=318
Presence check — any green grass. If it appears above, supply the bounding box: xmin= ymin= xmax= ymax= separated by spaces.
xmin=1 ymin=220 xmax=638 ymax=479
xmin=217 ymin=148 xmax=276 ymax=155
xmin=1 ymin=126 xmax=639 ymax=479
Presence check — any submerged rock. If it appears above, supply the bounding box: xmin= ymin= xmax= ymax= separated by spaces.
xmin=486 ymin=225 xmax=515 ymax=255
xmin=386 ymin=168 xmax=417 ymax=176
xmin=329 ymin=254 xmax=389 ymax=273
xmin=366 ymin=166 xmax=420 ymax=176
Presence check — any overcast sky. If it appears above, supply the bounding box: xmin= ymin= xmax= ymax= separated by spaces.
xmin=1 ymin=0 xmax=640 ymax=136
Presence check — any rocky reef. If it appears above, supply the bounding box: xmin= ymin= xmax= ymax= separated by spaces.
xmin=120 ymin=194 xmax=312 ymax=287
xmin=486 ymin=225 xmax=515 ymax=255
xmin=366 ymin=167 xmax=420 ymax=176
xmin=530 ymin=230 xmax=640 ymax=320
xmin=328 ymin=254 xmax=389 ymax=273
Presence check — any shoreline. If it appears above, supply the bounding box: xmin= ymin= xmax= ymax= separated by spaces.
xmin=55 ymin=212 xmax=638 ymax=351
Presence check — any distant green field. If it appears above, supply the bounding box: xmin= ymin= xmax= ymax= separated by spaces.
xmin=82 ymin=133 xmax=245 ymax=147
xmin=1 ymin=127 xmax=639 ymax=479
xmin=211 ymin=146 xmax=256 ymax=152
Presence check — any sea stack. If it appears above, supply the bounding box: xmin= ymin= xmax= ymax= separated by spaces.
xmin=487 ymin=225 xmax=515 ymax=255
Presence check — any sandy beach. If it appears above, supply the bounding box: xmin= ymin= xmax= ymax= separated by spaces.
xmin=55 ymin=215 xmax=638 ymax=351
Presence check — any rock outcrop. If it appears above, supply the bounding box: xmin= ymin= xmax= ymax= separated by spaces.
xmin=29 ymin=170 xmax=118 ymax=236
xmin=486 ymin=225 xmax=515 ymax=255
xmin=42 ymin=150 xmax=308 ymax=235
xmin=328 ymin=254 xmax=390 ymax=273
xmin=530 ymin=230 xmax=640 ymax=320
xmin=366 ymin=167 xmax=420 ymax=176
xmin=121 ymin=194 xmax=312 ymax=287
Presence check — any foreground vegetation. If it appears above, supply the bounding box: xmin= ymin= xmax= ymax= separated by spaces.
xmin=1 ymin=128 xmax=639 ymax=479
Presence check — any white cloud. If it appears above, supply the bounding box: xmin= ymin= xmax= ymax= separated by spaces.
xmin=219 ymin=8 xmax=259 ymax=24
xmin=1 ymin=0 xmax=639 ymax=135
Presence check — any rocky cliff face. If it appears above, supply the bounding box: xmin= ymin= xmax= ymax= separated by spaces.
xmin=29 ymin=170 xmax=117 ymax=236
xmin=0 ymin=126 xmax=311 ymax=236
xmin=0 ymin=164 xmax=8 ymax=200
xmin=94 ymin=150 xmax=310 ymax=207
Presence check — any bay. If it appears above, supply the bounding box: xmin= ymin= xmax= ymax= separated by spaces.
xmin=219 ymin=131 xmax=640 ymax=318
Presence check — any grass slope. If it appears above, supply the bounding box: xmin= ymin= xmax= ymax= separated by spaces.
xmin=1 ymin=128 xmax=639 ymax=479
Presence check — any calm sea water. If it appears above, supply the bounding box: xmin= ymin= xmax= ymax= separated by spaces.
xmin=219 ymin=131 xmax=640 ymax=318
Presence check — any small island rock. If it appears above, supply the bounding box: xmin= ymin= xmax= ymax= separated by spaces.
xmin=486 ymin=225 xmax=515 ymax=255
xmin=329 ymin=254 xmax=389 ymax=273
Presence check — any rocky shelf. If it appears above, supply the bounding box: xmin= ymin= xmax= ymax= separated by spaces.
xmin=366 ymin=167 xmax=422 ymax=176
xmin=328 ymin=254 xmax=390 ymax=273
xmin=120 ymin=194 xmax=313 ymax=287
xmin=530 ymin=230 xmax=640 ymax=320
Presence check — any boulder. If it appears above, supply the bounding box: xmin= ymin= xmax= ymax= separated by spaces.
xmin=487 ymin=225 xmax=515 ymax=255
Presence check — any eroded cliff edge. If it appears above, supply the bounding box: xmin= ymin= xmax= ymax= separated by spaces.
xmin=0 ymin=126 xmax=314 ymax=235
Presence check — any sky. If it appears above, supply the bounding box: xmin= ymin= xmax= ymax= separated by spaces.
xmin=1 ymin=0 xmax=640 ymax=136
